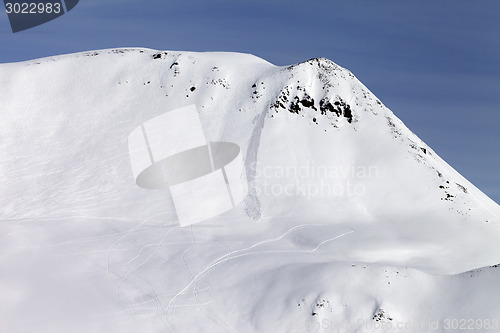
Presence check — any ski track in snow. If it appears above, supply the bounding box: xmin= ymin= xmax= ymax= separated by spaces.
xmin=106 ymin=211 xmax=176 ymax=277
xmin=182 ymin=225 xmax=196 ymax=279
xmin=166 ymin=223 xmax=355 ymax=331
xmin=115 ymin=224 xmax=178 ymax=297
xmin=104 ymin=213 xmax=240 ymax=331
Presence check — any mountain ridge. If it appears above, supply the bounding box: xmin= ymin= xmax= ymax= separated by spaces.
xmin=1 ymin=48 xmax=499 ymax=332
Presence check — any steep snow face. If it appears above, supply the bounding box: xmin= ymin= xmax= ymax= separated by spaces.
xmin=1 ymin=49 xmax=499 ymax=333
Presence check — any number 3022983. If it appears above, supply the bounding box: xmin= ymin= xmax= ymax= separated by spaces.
xmin=5 ymin=2 xmax=62 ymax=14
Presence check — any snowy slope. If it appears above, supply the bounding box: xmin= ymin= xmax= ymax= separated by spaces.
xmin=0 ymin=48 xmax=499 ymax=333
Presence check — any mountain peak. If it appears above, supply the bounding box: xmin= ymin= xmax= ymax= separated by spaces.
xmin=1 ymin=48 xmax=499 ymax=333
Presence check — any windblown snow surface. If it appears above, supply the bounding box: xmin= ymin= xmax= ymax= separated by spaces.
xmin=1 ymin=48 xmax=499 ymax=333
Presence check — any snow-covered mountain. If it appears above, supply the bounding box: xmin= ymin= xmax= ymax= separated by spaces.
xmin=1 ymin=48 xmax=499 ymax=333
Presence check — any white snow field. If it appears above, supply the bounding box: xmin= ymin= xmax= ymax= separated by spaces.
xmin=1 ymin=48 xmax=499 ymax=333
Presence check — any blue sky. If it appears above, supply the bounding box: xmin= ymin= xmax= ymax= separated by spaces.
xmin=1 ymin=0 xmax=499 ymax=203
